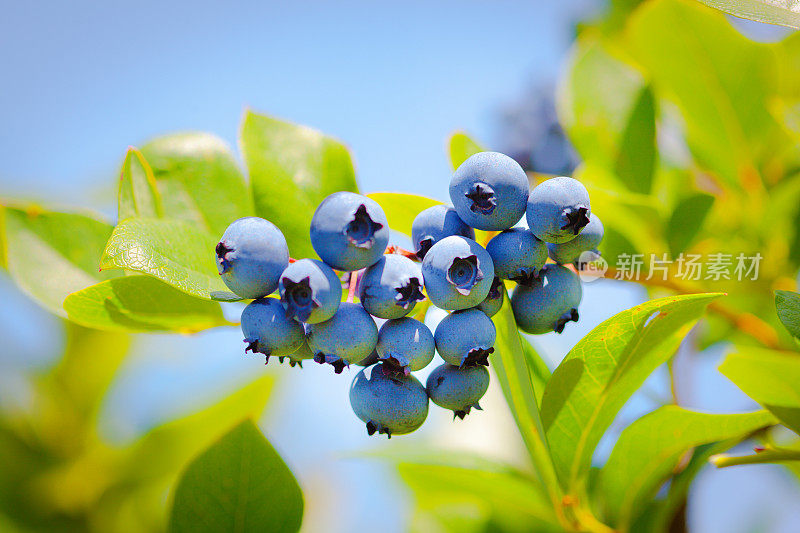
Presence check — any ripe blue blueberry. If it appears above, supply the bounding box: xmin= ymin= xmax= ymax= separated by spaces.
xmin=241 ymin=298 xmax=304 ymax=364
xmin=421 ymin=235 xmax=495 ymax=310
xmin=477 ymin=277 xmax=504 ymax=318
xmin=279 ymin=258 xmax=342 ymax=323
xmin=310 ymin=192 xmax=389 ymax=271
xmin=349 ymin=363 xmax=429 ymax=437
xmin=511 ymin=264 xmax=582 ymax=334
xmin=547 ymin=213 xmax=604 ymax=266
xmin=434 ymin=308 xmax=496 ymax=367
xmin=449 ymin=152 xmax=529 ymax=231
xmin=216 ymin=217 xmax=289 ymax=299
xmin=411 ymin=204 xmax=475 ymax=259
xmin=426 ymin=363 xmax=490 ymax=419
xmin=376 ymin=317 xmax=435 ymax=374
xmin=358 ymin=255 xmax=425 ymax=319
xmin=485 ymin=227 xmax=547 ymax=283
xmin=527 ymin=176 xmax=591 ymax=244
xmin=306 ymin=302 xmax=378 ymax=373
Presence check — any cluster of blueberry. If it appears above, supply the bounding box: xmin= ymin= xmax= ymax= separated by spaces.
xmin=215 ymin=152 xmax=602 ymax=437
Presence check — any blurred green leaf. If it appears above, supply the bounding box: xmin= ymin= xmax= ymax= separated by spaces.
xmin=697 ymin=0 xmax=800 ymax=29
xmin=64 ymin=275 xmax=229 ymax=333
xmin=541 ymin=293 xmax=721 ymax=492
xmin=100 ymin=217 xmax=226 ymax=300
xmin=409 ymin=502 xmax=492 ymax=533
xmin=1 ymin=205 xmax=118 ymax=316
xmin=776 ymin=32 xmax=800 ymax=99
xmin=367 ymin=192 xmax=441 ymax=238
xmin=120 ymin=375 xmax=275 ymax=486
xmin=573 ymin=163 xmax=664 ymax=259
xmin=26 ymin=375 xmax=276 ymax=530
xmin=720 ymin=346 xmax=800 ymax=434
xmin=448 ymin=131 xmax=485 ymax=170
xmin=599 ymin=406 xmax=774 ymax=528
xmin=118 ymin=148 xmax=163 ymax=220
xmin=0 ymin=206 xmax=8 ymax=269
xmin=521 ymin=337 xmax=551 ymax=407
xmin=141 ymin=132 xmax=252 ymax=237
xmin=489 ymin=291 xmax=561 ymax=500
xmin=666 ymin=193 xmax=715 ymax=256
xmin=775 ymin=290 xmax=800 ymax=339
xmin=38 ymin=323 xmax=131 ymax=443
xmin=398 ymin=459 xmax=558 ymax=530
xmin=169 ymin=419 xmax=303 ymax=533
xmin=241 ymin=111 xmax=358 ymax=259
xmin=600 ymin=0 xmax=648 ymax=33
xmin=627 ymin=0 xmax=781 ymax=186
xmin=559 ymin=37 xmax=656 ymax=193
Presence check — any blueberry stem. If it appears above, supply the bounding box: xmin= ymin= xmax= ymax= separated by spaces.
xmin=384 ymin=245 xmax=420 ymax=262
xmin=346 ymin=270 xmax=360 ymax=303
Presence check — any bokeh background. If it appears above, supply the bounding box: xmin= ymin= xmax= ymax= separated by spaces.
xmin=2 ymin=1 xmax=799 ymax=532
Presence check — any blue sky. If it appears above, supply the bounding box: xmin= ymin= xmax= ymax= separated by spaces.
xmin=2 ymin=1 xmax=800 ymax=532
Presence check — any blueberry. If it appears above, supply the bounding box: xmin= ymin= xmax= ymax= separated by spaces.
xmin=411 ymin=204 xmax=475 ymax=259
xmin=485 ymin=227 xmax=547 ymax=283
xmin=527 ymin=176 xmax=591 ymax=243
xmin=376 ymin=317 xmax=435 ymax=374
xmin=449 ymin=152 xmax=529 ymax=231
xmin=216 ymin=217 xmax=289 ymax=299
xmin=349 ymin=363 xmax=429 ymax=437
xmin=547 ymin=213 xmax=604 ymax=266
xmin=310 ymin=192 xmax=389 ymax=271
xmin=511 ymin=264 xmax=582 ymax=334
xmin=354 ymin=349 xmax=380 ymax=367
xmin=477 ymin=277 xmax=504 ymax=318
xmin=306 ymin=302 xmax=378 ymax=373
xmin=279 ymin=335 xmax=315 ymax=368
xmin=434 ymin=308 xmax=496 ymax=367
xmin=426 ymin=363 xmax=490 ymax=419
xmin=421 ymin=235 xmax=495 ymax=310
xmin=358 ymin=255 xmax=425 ymax=319
xmin=241 ymin=298 xmax=304 ymax=364
xmin=279 ymin=259 xmax=342 ymax=323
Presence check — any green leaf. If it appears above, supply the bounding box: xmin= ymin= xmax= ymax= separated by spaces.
xmin=559 ymin=37 xmax=656 ymax=193
xmin=697 ymin=0 xmax=800 ymax=29
xmin=646 ymin=441 xmax=736 ymax=533
xmin=666 ymin=193 xmax=715 ymax=256
xmin=626 ymin=0 xmax=781 ymax=186
xmin=367 ymin=192 xmax=441 ymax=238
xmin=775 ymin=290 xmax=800 ymax=339
xmin=599 ymin=406 xmax=774 ymax=528
xmin=100 ymin=217 xmax=226 ymax=300
xmin=719 ymin=346 xmax=800 ymax=434
xmin=521 ymin=337 xmax=551 ymax=407
xmin=489 ymin=291 xmax=561 ymax=501
xmin=118 ymin=148 xmax=163 ymax=220
xmin=141 ymin=133 xmax=252 ymax=237
xmin=241 ymin=111 xmax=358 ymax=259
xmin=448 ymin=131 xmax=485 ymax=170
xmin=541 ymin=293 xmax=722 ymax=493
xmin=31 ymin=375 xmax=276 ymax=528
xmin=1 ymin=205 xmax=118 ymax=316
xmin=64 ymin=275 xmax=229 ymax=333
xmin=169 ymin=420 xmax=303 ymax=533
xmin=120 ymin=375 xmax=275 ymax=485
xmin=398 ymin=459 xmax=558 ymax=530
